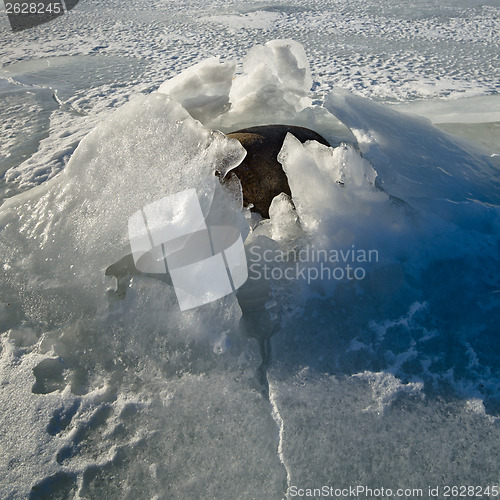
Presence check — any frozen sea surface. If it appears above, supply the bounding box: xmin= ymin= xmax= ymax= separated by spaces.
xmin=1 ymin=0 xmax=499 ymax=196
xmin=1 ymin=1 xmax=499 ymax=499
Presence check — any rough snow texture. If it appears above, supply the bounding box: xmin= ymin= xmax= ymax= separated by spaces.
xmin=1 ymin=5 xmax=500 ymax=498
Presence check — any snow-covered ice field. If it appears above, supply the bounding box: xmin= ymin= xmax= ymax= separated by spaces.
xmin=1 ymin=1 xmax=499 ymax=499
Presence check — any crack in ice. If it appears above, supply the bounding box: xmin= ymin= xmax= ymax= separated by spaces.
xmin=269 ymin=383 xmax=291 ymax=499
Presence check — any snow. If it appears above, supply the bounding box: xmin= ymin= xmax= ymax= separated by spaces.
xmin=1 ymin=1 xmax=500 ymax=498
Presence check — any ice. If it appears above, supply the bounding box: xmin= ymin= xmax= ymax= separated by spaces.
xmin=0 ymin=88 xmax=287 ymax=497
xmin=157 ymin=57 xmax=236 ymax=123
xmin=353 ymin=371 xmax=424 ymax=414
xmin=267 ymin=367 xmax=500 ymax=492
xmin=0 ymin=78 xmax=56 ymax=181
xmin=0 ymin=88 xmax=251 ymax=344
xmin=229 ymin=46 xmax=500 ymax=495
xmin=1 ymin=17 xmax=500 ymax=498
xmin=222 ymin=40 xmax=313 ymax=130
xmin=277 ymin=134 xmax=388 ymax=238
xmin=156 ymin=39 xmax=328 ymax=134
xmin=390 ymin=94 xmax=500 ymax=125
xmin=391 ymin=95 xmax=500 ymax=153
xmin=267 ymin=193 xmax=302 ymax=244
xmin=225 ymin=96 xmax=496 ymax=491
xmin=325 ymin=89 xmax=500 ymax=208
xmin=230 ymin=39 xmax=312 ymax=106
xmin=1 ymin=55 xmax=149 ymax=103
xmin=1 ymin=55 xmax=152 ymax=201
xmin=1 ymin=93 xmax=246 ymax=318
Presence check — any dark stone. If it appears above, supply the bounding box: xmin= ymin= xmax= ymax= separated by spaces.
xmin=227 ymin=125 xmax=330 ymax=218
xmin=106 ymin=125 xmax=331 ymax=300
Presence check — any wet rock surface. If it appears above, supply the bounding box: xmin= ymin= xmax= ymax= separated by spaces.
xmin=227 ymin=125 xmax=330 ymax=218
